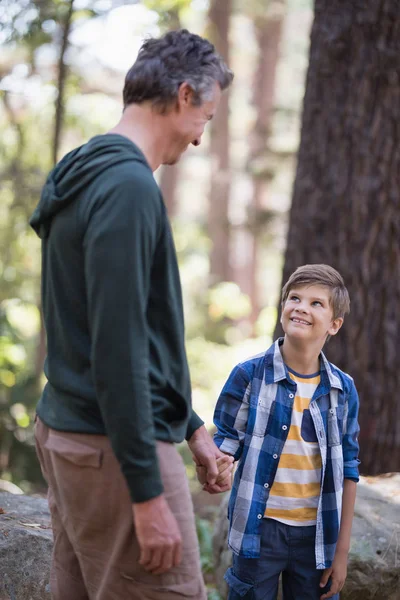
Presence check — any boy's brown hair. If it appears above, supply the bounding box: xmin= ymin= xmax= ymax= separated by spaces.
xmin=281 ymin=264 xmax=350 ymax=320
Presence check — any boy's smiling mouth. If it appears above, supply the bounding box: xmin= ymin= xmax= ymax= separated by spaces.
xmin=290 ymin=317 xmax=312 ymax=325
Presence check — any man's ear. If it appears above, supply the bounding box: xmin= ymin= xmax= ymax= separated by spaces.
xmin=328 ymin=317 xmax=343 ymax=337
xmin=177 ymin=82 xmax=194 ymax=108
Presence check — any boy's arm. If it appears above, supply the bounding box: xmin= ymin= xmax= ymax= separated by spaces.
xmin=213 ymin=364 xmax=251 ymax=461
xmin=342 ymin=381 xmax=361 ymax=481
xmin=320 ymin=381 xmax=360 ymax=599
xmin=320 ymin=480 xmax=357 ymax=599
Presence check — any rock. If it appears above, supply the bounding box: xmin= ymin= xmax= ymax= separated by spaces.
xmin=212 ymin=474 xmax=400 ymax=600
xmin=0 ymin=481 xmax=24 ymax=496
xmin=0 ymin=491 xmax=52 ymax=600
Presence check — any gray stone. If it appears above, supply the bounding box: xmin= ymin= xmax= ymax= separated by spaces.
xmin=212 ymin=474 xmax=400 ymax=600
xmin=0 ymin=491 xmax=52 ymax=600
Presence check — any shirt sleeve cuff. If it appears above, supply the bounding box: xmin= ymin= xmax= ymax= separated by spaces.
xmin=344 ymin=461 xmax=360 ymax=482
xmin=218 ymin=438 xmax=240 ymax=456
xmin=124 ymin=467 xmax=164 ymax=503
xmin=185 ymin=409 xmax=204 ymax=441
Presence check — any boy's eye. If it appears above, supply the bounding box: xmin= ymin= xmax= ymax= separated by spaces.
xmin=289 ymin=295 xmax=299 ymax=301
xmin=312 ymin=301 xmax=323 ymax=306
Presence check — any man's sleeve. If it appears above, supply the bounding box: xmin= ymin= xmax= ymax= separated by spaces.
xmin=213 ymin=364 xmax=251 ymax=461
xmin=185 ymin=409 xmax=204 ymax=441
xmin=84 ymin=173 xmax=163 ymax=503
xmin=343 ymin=380 xmax=361 ymax=481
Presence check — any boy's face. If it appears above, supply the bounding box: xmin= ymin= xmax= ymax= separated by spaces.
xmin=281 ymin=284 xmax=343 ymax=344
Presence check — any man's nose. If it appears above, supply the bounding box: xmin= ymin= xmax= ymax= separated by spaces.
xmin=192 ymin=138 xmax=201 ymax=147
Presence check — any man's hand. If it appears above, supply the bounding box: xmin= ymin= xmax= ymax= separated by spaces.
xmin=195 ymin=455 xmax=233 ymax=492
xmin=319 ymin=549 xmax=348 ymax=599
xmin=132 ymin=494 xmax=182 ymax=575
xmin=188 ymin=425 xmax=234 ymax=493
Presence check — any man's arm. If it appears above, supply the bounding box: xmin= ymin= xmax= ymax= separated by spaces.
xmin=84 ymin=173 xmax=162 ymax=503
xmin=185 ymin=408 xmax=204 ymax=441
xmin=84 ymin=172 xmax=181 ymax=574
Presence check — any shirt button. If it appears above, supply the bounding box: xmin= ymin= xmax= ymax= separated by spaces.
xmin=282 ymin=425 xmax=288 ymax=431
xmin=257 ymin=514 xmax=263 ymax=519
xmin=273 ymin=454 xmax=278 ymax=459
xmin=264 ymin=483 xmax=269 ymax=489
xmin=289 ymin=393 xmax=294 ymax=399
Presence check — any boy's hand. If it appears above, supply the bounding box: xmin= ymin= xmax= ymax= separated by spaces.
xmin=188 ymin=425 xmax=234 ymax=493
xmin=196 ymin=455 xmax=233 ymax=487
xmin=320 ymin=549 xmax=348 ymax=599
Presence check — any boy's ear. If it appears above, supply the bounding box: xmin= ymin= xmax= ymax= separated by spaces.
xmin=328 ymin=317 xmax=343 ymax=337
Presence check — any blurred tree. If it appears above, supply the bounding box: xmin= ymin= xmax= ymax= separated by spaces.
xmin=0 ymin=0 xmax=113 ymax=489
xmin=145 ymin=0 xmax=190 ymax=217
xmin=235 ymin=0 xmax=286 ymax=327
xmin=1 ymin=0 xmax=109 ymax=379
xmin=274 ymin=0 xmax=400 ymax=474
xmin=207 ymin=0 xmax=233 ymax=284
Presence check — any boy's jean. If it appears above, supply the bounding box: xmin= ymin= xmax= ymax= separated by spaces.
xmin=225 ymin=518 xmax=339 ymax=600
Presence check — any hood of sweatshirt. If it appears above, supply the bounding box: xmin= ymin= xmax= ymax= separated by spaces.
xmin=30 ymin=134 xmax=150 ymax=239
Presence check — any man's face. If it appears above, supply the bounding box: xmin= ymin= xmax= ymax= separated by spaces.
xmin=163 ymin=82 xmax=222 ymax=165
xmin=281 ymin=285 xmax=343 ymax=344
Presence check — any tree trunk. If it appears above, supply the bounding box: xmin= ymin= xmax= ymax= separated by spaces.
xmin=159 ymin=164 xmax=180 ymax=217
xmin=207 ymin=0 xmax=232 ymax=284
xmin=157 ymin=7 xmax=182 ymax=218
xmin=274 ymin=0 xmax=400 ymax=475
xmin=36 ymin=0 xmax=75 ymax=379
xmin=53 ymin=0 xmax=75 ymax=166
xmin=235 ymin=4 xmax=285 ymax=326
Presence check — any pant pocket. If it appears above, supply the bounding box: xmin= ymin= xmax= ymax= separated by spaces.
xmin=225 ymin=567 xmax=254 ymax=599
xmin=44 ymin=431 xmax=103 ymax=468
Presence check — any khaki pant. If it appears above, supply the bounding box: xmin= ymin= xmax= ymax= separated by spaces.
xmin=34 ymin=417 xmax=207 ymax=600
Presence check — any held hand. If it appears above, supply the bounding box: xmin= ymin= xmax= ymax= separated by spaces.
xmin=188 ymin=425 xmax=234 ymax=492
xmin=320 ymin=549 xmax=348 ymax=599
xmin=195 ymin=455 xmax=234 ymax=493
xmin=132 ymin=495 xmax=182 ymax=575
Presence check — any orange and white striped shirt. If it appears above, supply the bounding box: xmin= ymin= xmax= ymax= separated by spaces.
xmin=265 ymin=368 xmax=321 ymax=526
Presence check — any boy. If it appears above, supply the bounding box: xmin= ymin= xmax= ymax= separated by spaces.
xmin=213 ymin=264 xmax=360 ymax=600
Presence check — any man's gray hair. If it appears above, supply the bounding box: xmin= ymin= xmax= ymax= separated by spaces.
xmin=123 ymin=29 xmax=233 ymax=112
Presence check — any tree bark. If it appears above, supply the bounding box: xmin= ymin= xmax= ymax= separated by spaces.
xmin=207 ymin=0 xmax=232 ymax=284
xmin=274 ymin=0 xmax=400 ymax=475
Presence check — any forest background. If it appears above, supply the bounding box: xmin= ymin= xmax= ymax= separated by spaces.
xmin=1 ymin=3 xmax=399 ymax=590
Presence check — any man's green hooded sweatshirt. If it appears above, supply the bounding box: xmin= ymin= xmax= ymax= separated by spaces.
xmin=30 ymin=134 xmax=203 ymax=503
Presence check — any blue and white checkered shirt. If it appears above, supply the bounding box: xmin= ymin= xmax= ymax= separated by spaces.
xmin=213 ymin=338 xmax=360 ymax=568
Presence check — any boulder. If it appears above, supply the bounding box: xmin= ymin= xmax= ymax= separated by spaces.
xmin=212 ymin=474 xmax=400 ymax=600
xmin=0 ymin=491 xmax=52 ymax=600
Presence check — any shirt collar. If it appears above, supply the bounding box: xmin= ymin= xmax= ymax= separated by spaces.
xmin=264 ymin=338 xmax=343 ymax=391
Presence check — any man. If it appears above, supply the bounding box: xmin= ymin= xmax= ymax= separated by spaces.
xmin=30 ymin=29 xmax=234 ymax=600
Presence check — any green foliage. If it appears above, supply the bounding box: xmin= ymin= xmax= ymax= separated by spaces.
xmin=197 ymin=516 xmax=214 ymax=573
xmin=196 ymin=516 xmax=223 ymax=599
xmin=143 ymin=0 xmax=191 ymax=29
xmin=0 ymin=0 xmax=310 ymax=493
xmin=207 ymin=590 xmax=222 ymax=600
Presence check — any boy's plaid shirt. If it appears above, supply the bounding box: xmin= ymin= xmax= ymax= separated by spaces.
xmin=213 ymin=338 xmax=360 ymax=569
